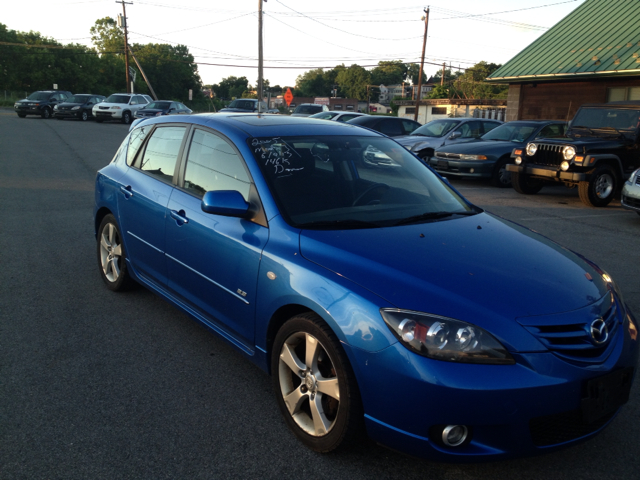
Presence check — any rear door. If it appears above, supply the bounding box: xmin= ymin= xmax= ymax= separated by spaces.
xmin=116 ymin=124 xmax=188 ymax=286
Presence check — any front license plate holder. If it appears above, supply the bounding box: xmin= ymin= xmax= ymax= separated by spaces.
xmin=437 ymin=160 xmax=449 ymax=170
xmin=581 ymin=367 xmax=634 ymax=424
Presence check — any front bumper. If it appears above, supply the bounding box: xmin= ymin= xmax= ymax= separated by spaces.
xmin=506 ymin=163 xmax=587 ymax=182
xmin=428 ymin=157 xmax=496 ymax=178
xmin=53 ymin=109 xmax=84 ymax=119
xmin=94 ymin=109 xmax=123 ymax=120
xmin=348 ymin=309 xmax=638 ymax=462
xmin=15 ymin=105 xmax=45 ymax=115
xmin=621 ymin=181 xmax=640 ymax=213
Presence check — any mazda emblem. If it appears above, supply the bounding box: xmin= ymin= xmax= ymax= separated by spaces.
xmin=590 ymin=318 xmax=609 ymax=345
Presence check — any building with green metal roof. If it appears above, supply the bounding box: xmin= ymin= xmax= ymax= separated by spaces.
xmin=486 ymin=0 xmax=640 ymax=121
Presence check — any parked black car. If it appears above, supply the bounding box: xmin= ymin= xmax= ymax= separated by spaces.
xmin=508 ymin=102 xmax=640 ymax=207
xmin=347 ymin=115 xmax=421 ymax=137
xmin=219 ymin=98 xmax=267 ymax=113
xmin=53 ymin=94 xmax=106 ymax=121
xmin=134 ymin=101 xmax=192 ymax=119
xmin=432 ymin=120 xmax=566 ymax=187
xmin=14 ymin=90 xmax=73 ymax=119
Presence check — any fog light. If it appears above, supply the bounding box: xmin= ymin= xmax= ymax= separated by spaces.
xmin=515 ymin=156 xmax=522 ymax=165
xmin=469 ymin=168 xmax=474 ymax=173
xmin=442 ymin=425 xmax=468 ymax=447
xmin=560 ymin=160 xmax=570 ymax=171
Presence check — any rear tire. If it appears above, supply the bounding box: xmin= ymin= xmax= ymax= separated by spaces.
xmin=97 ymin=214 xmax=135 ymax=291
xmin=511 ymin=171 xmax=544 ymax=194
xmin=41 ymin=108 xmax=51 ymax=119
xmin=578 ymin=164 xmax=617 ymax=207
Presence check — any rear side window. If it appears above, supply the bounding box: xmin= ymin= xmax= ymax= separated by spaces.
xmin=138 ymin=126 xmax=187 ymax=182
xmin=377 ymin=119 xmax=403 ymax=136
xmin=182 ymin=129 xmax=251 ymax=199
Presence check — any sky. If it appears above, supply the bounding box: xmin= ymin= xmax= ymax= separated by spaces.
xmin=4 ymin=0 xmax=588 ymax=89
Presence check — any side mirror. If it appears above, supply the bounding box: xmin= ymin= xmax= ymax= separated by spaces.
xmin=201 ymin=190 xmax=250 ymax=218
xmin=168 ymin=108 xmax=175 ymax=113
xmin=448 ymin=131 xmax=462 ymax=140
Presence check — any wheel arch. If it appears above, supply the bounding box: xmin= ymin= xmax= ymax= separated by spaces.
xmin=587 ymin=155 xmax=623 ymax=178
xmin=94 ymin=206 xmax=113 ymax=237
xmin=265 ymin=303 xmax=315 ymax=374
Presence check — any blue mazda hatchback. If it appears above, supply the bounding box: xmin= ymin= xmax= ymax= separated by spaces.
xmin=94 ymin=113 xmax=638 ymax=461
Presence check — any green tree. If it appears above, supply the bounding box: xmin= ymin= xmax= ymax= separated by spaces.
xmin=295 ymin=68 xmax=331 ymax=97
xmin=90 ymin=17 xmax=124 ymax=54
xmin=406 ymin=63 xmax=428 ymax=85
xmin=335 ymin=64 xmax=371 ymax=101
xmin=428 ymin=85 xmax=452 ymax=99
xmin=452 ymin=61 xmax=507 ymax=99
xmin=370 ymin=60 xmax=407 ymax=86
xmin=212 ymin=76 xmax=249 ymax=100
xmin=431 ymin=67 xmax=462 ymax=86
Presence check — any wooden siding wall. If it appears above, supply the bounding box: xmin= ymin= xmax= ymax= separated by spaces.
xmin=513 ymin=77 xmax=640 ymax=120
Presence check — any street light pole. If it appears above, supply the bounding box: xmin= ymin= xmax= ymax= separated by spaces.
xmin=414 ymin=7 xmax=429 ymax=123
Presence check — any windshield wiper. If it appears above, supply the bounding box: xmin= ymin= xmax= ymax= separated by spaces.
xmin=570 ymin=125 xmax=595 ymax=135
xmin=296 ymin=219 xmax=381 ymax=230
xmin=393 ymin=210 xmax=478 ymax=226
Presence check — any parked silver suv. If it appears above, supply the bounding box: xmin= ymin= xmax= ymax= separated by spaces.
xmin=93 ymin=93 xmax=150 ymax=124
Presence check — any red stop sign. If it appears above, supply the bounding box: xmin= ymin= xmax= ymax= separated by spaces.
xmin=284 ymin=88 xmax=293 ymax=107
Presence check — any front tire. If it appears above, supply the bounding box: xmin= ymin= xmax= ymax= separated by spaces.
xmin=97 ymin=214 xmax=134 ymax=291
xmin=511 ymin=171 xmax=544 ymax=194
xmin=272 ymin=313 xmax=363 ymax=453
xmin=579 ymin=164 xmax=617 ymax=207
xmin=41 ymin=108 xmax=51 ymax=119
xmin=490 ymin=157 xmax=512 ymax=188
xmin=17 ymin=113 xmax=26 ymax=118
xmin=81 ymin=111 xmax=89 ymax=121
xmin=121 ymin=111 xmax=132 ymax=124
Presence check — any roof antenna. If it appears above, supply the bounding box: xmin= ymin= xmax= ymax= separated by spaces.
xmin=565 ymin=101 xmax=572 ymax=124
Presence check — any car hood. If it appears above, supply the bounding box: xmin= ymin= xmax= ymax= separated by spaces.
xmin=220 ymin=107 xmax=255 ymax=113
xmin=299 ymin=213 xmax=608 ymax=348
xmin=138 ymin=108 xmax=165 ymax=114
xmin=394 ymin=134 xmax=473 ymax=150
xmin=534 ymin=134 xmax=630 ymax=150
xmin=95 ymin=102 xmax=130 ymax=108
xmin=436 ymin=139 xmax=522 ymax=155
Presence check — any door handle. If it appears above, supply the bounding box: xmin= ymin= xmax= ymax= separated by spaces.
xmin=120 ymin=185 xmax=133 ymax=198
xmin=170 ymin=209 xmax=189 ymax=225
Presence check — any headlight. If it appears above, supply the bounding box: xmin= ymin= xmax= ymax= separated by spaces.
xmin=562 ymin=146 xmax=576 ymax=160
xmin=381 ymin=309 xmax=515 ymax=364
xmin=14 ymin=103 xmax=19 ymax=108
xmin=71 ymin=106 xmax=80 ymax=110
xmin=53 ymin=105 xmax=58 ymax=110
xmin=459 ymin=154 xmax=488 ymax=160
xmin=112 ymin=106 xmax=121 ymax=110
xmin=155 ymin=112 xmax=162 ymax=116
xmin=525 ymin=143 xmax=537 ymax=156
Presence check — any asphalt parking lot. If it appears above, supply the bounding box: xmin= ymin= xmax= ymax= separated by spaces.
xmin=0 ymin=109 xmax=638 ymax=479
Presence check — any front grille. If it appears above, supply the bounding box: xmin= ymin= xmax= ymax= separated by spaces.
xmin=520 ymin=297 xmax=618 ymax=364
xmin=530 ymin=143 xmax=565 ymax=166
xmin=635 ymin=175 xmax=640 ymax=186
xmin=622 ymin=195 xmax=640 ymax=208
xmin=530 ymin=408 xmax=615 ymax=447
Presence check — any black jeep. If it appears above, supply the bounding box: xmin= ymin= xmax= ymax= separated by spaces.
xmin=507 ymin=102 xmax=640 ymax=207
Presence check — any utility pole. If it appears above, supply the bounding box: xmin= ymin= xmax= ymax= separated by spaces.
xmin=117 ymin=1 xmax=133 ymax=93
xmin=414 ymin=7 xmax=429 ymax=123
xmin=441 ymin=63 xmax=445 ymax=86
xmin=257 ymin=0 xmax=265 ymax=112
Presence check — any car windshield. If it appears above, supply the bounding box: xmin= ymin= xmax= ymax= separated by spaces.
xmin=309 ymin=112 xmax=338 ymax=120
xmin=249 ymin=135 xmax=476 ymax=229
xmin=66 ymin=95 xmax=91 ymax=103
xmin=482 ymin=123 xmax=537 ymax=142
xmin=227 ymin=99 xmax=256 ymax=110
xmin=411 ymin=120 xmax=460 ymax=137
xmin=26 ymin=92 xmax=51 ymax=101
xmin=571 ymin=107 xmax=640 ymax=131
xmin=105 ymin=95 xmax=131 ymax=104
xmin=146 ymin=101 xmax=171 ymax=110
xmin=294 ymin=105 xmax=323 ymax=114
